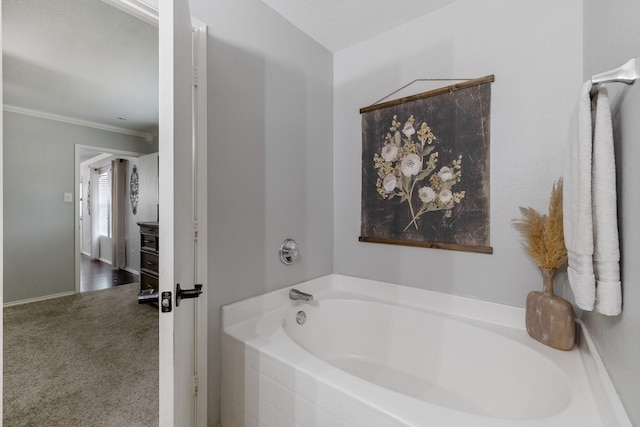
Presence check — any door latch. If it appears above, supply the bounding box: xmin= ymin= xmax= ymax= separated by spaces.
xmin=176 ymin=283 xmax=203 ymax=307
xmin=161 ymin=291 xmax=172 ymax=312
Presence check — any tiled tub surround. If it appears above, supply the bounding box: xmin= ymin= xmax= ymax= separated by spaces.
xmin=221 ymin=275 xmax=630 ymax=427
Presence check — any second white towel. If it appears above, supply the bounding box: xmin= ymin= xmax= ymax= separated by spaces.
xmin=592 ymin=88 xmax=621 ymax=316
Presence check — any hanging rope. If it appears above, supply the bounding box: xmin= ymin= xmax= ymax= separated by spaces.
xmin=370 ymin=78 xmax=473 ymax=107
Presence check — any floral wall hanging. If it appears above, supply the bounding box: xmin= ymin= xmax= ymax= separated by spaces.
xmin=130 ymin=165 xmax=139 ymax=215
xmin=359 ymin=76 xmax=494 ymax=254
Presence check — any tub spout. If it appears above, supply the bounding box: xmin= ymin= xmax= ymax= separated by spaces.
xmin=289 ymin=288 xmax=313 ymax=302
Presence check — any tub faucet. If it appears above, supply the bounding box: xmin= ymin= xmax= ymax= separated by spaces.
xmin=289 ymin=288 xmax=313 ymax=302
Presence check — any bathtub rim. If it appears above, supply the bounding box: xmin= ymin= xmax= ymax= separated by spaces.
xmin=577 ymin=318 xmax=632 ymax=427
xmin=222 ymin=274 xmax=526 ymax=331
xmin=221 ymin=273 xmax=632 ymax=426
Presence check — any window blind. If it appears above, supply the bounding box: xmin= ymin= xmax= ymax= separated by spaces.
xmin=98 ymin=172 xmax=111 ymax=237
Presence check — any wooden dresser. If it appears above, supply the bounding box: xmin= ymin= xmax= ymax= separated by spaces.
xmin=137 ymin=222 xmax=159 ymax=294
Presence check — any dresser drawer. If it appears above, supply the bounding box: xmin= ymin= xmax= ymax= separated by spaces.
xmin=141 ymin=233 xmax=158 ymax=252
xmin=141 ymin=251 xmax=159 ymax=274
xmin=140 ymin=272 xmax=159 ymax=292
xmin=139 ymin=224 xmax=159 ymax=236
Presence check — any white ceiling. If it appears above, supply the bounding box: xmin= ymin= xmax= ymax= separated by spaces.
xmin=261 ymin=0 xmax=460 ymax=52
xmin=2 ymin=0 xmax=158 ymax=135
xmin=2 ymin=0 xmax=457 ymax=136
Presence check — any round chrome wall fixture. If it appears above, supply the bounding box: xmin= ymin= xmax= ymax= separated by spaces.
xmin=279 ymin=238 xmax=299 ymax=265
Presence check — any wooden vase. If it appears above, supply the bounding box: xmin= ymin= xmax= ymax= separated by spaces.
xmin=525 ymin=268 xmax=576 ymax=351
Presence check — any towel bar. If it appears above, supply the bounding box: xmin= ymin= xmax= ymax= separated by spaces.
xmin=591 ymin=57 xmax=639 ymax=95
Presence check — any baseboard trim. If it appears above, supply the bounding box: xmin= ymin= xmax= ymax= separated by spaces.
xmin=124 ymin=266 xmax=140 ymax=276
xmin=4 ymin=291 xmax=76 ymax=307
xmin=81 ymin=251 xmax=91 ymax=257
xmin=97 ymin=257 xmax=113 ymax=265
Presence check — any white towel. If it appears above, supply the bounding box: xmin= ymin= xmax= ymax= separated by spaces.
xmin=564 ymin=81 xmax=596 ymax=310
xmin=592 ymin=88 xmax=621 ymax=315
xmin=564 ymin=82 xmax=622 ymax=315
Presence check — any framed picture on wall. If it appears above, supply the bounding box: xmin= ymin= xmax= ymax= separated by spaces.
xmin=359 ymin=75 xmax=494 ymax=254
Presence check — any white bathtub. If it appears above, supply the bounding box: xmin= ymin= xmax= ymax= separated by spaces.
xmin=221 ymin=275 xmax=630 ymax=427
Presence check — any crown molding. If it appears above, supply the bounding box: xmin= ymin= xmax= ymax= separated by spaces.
xmin=3 ymin=104 xmax=154 ymax=142
xmin=101 ymin=0 xmax=158 ymax=26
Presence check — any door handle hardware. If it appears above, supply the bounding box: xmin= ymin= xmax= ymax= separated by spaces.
xmin=138 ymin=289 xmax=158 ymax=304
xmin=176 ymin=283 xmax=203 ymax=307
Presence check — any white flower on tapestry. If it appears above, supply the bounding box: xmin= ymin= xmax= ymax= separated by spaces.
xmin=401 ymin=153 xmax=422 ymax=177
xmin=373 ymin=114 xmax=466 ymax=231
xmin=382 ymin=174 xmax=397 ymax=193
xmin=439 ymin=189 xmax=453 ymax=203
xmin=418 ymin=186 xmax=436 ymax=203
xmin=381 ymin=144 xmax=398 ymax=162
xmin=438 ymin=166 xmax=454 ymax=181
xmin=402 ymin=121 xmax=416 ymax=138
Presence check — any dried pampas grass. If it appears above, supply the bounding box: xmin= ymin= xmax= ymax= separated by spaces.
xmin=512 ymin=179 xmax=567 ymax=269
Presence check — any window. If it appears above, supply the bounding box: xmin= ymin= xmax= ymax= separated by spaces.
xmin=98 ymin=172 xmax=111 ymax=237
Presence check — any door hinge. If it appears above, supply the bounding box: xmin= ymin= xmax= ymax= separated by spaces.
xmin=193 ymin=66 xmax=199 ymax=87
xmin=193 ymin=373 xmax=199 ymax=396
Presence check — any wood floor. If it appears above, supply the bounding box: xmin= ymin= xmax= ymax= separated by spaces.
xmin=80 ymin=254 xmax=139 ymax=292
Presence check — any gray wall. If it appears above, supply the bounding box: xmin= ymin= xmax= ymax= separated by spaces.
xmin=188 ymin=0 xmax=334 ymax=424
xmin=137 ymin=153 xmax=159 ymax=224
xmin=333 ymin=0 xmax=583 ymax=306
xmin=3 ymin=111 xmax=157 ymax=303
xmin=583 ymin=0 xmax=640 ymax=424
xmin=186 ymin=0 xmax=637 ymax=425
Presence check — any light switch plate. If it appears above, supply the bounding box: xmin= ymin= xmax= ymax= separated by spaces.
xmin=64 ymin=192 xmax=73 ymax=203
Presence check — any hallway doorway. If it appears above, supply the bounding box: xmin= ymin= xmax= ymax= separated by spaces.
xmin=77 ymin=146 xmax=146 ymax=294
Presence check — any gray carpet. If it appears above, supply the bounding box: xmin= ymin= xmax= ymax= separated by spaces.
xmin=3 ymin=283 xmax=158 ymax=427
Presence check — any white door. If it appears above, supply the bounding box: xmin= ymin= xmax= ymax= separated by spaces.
xmin=158 ymin=0 xmax=204 ymax=425
xmin=0 ymin=4 xmax=4 ymax=422
xmin=0 ymin=0 xmax=207 ymax=424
